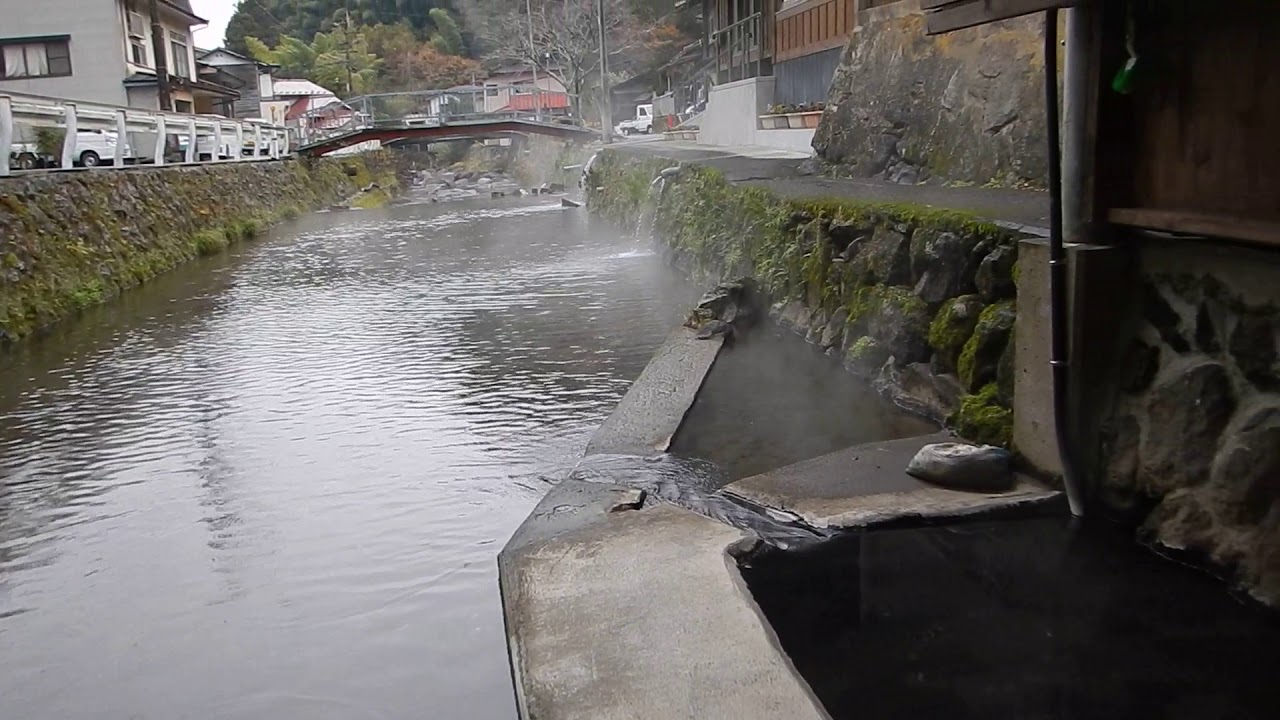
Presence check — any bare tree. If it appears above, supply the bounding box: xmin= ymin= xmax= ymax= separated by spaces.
xmin=461 ymin=0 xmax=657 ymax=120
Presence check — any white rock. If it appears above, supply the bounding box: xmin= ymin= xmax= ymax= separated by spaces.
xmin=906 ymin=442 xmax=1013 ymax=492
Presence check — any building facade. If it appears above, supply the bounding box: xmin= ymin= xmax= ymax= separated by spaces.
xmin=0 ymin=0 xmax=231 ymax=112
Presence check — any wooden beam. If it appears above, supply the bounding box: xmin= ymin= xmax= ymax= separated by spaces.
xmin=1109 ymin=208 xmax=1280 ymax=250
xmin=925 ymin=0 xmax=1080 ymax=35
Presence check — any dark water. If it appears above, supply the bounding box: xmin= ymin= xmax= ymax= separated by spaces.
xmin=743 ymin=515 xmax=1280 ymax=720
xmin=0 ymin=198 xmax=693 ymax=720
xmin=672 ymin=327 xmax=938 ymax=481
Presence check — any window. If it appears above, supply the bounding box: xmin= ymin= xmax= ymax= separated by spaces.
xmin=485 ymin=84 xmax=499 ymax=98
xmin=1 ymin=38 xmax=72 ymax=79
xmin=127 ymin=12 xmax=147 ymax=38
xmin=130 ymin=38 xmax=148 ymax=66
xmin=174 ymin=99 xmax=193 ymax=113
xmin=169 ymin=31 xmax=190 ymax=78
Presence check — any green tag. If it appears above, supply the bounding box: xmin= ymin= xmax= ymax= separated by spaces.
xmin=1112 ymin=57 xmax=1138 ymax=95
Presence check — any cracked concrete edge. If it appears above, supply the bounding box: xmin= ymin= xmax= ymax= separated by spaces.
xmin=499 ymin=480 xmax=649 ymax=720
xmin=724 ymin=480 xmax=1063 ymax=530
xmin=585 ymin=326 xmax=724 ymax=457
xmin=720 ymin=549 xmax=836 ymax=720
xmin=499 ymin=480 xmax=832 ymax=720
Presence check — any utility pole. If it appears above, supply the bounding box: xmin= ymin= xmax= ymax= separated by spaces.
xmin=344 ymin=0 xmax=355 ymax=95
xmin=597 ymin=0 xmax=612 ymax=143
xmin=149 ymin=0 xmax=172 ymax=111
xmin=526 ymin=0 xmax=542 ymax=121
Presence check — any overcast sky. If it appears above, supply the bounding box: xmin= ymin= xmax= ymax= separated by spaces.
xmin=192 ymin=0 xmax=238 ymax=48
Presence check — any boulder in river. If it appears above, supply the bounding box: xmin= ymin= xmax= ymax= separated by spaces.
xmin=906 ymin=442 xmax=1014 ymax=492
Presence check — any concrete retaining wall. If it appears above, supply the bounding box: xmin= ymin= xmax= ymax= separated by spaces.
xmin=700 ymin=77 xmax=776 ymax=148
xmin=0 ymin=154 xmax=401 ymax=342
xmin=814 ymin=1 xmax=1050 ymax=187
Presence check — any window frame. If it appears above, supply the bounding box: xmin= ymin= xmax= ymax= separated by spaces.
xmin=168 ymin=30 xmax=190 ymax=79
xmin=0 ymin=36 xmax=73 ymax=80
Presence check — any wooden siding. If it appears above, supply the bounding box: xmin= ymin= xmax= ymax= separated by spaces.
xmin=1096 ymin=0 xmax=1280 ymax=231
xmin=775 ymin=0 xmax=858 ymax=63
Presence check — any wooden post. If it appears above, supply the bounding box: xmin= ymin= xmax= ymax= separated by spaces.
xmin=253 ymin=125 xmax=263 ymax=160
xmin=114 ymin=110 xmax=128 ymax=166
xmin=185 ymin=118 xmax=197 ymax=163
xmin=61 ymin=103 xmax=78 ymax=169
xmin=213 ymin=121 xmax=224 ymax=162
xmin=154 ymin=115 xmax=166 ymax=166
xmin=0 ymin=96 xmax=13 ymax=177
xmin=235 ymin=124 xmax=245 ymax=161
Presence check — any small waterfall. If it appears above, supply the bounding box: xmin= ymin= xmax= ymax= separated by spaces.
xmin=634 ymin=167 xmax=682 ymax=241
xmin=634 ymin=176 xmax=666 ymax=239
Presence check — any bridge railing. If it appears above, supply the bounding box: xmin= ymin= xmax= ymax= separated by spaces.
xmin=296 ymin=87 xmax=586 ymax=148
xmin=0 ymin=91 xmax=290 ymax=177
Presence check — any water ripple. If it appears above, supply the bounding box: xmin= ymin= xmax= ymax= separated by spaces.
xmin=0 ymin=198 xmax=695 ymax=720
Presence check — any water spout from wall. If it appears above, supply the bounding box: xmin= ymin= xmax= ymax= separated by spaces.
xmin=634 ymin=166 xmax=682 ymax=240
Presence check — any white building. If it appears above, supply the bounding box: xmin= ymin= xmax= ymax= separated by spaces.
xmin=0 ymin=0 xmax=236 ymax=113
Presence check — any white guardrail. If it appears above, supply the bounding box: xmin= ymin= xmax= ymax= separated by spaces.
xmin=0 ymin=91 xmax=290 ymax=177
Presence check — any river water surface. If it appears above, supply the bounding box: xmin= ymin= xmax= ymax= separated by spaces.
xmin=0 ymin=197 xmax=693 ymax=719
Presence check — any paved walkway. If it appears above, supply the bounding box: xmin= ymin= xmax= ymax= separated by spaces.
xmin=612 ymin=138 xmax=1051 ymax=233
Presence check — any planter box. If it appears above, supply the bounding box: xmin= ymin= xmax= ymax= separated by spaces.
xmin=759 ymin=115 xmax=786 ymax=130
xmin=800 ymin=111 xmax=823 ymax=129
xmin=787 ymin=114 xmax=806 ymax=129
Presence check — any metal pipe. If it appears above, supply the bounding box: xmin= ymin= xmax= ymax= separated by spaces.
xmin=1062 ymin=6 xmax=1092 ymax=241
xmin=1045 ymin=9 xmax=1086 ymax=518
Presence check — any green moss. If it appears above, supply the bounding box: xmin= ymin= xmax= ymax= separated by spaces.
xmin=950 ymin=383 xmax=1014 ymax=447
xmin=849 ymin=335 xmax=879 ymax=360
xmin=958 ymin=300 xmax=1016 ymax=390
xmin=929 ymin=295 xmax=983 ymax=372
xmin=1 ymin=152 xmax=407 ymax=343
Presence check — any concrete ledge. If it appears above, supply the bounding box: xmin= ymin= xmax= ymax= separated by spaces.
xmin=725 ymin=434 xmax=1060 ymax=529
xmin=499 ymin=480 xmax=830 ymax=720
xmin=585 ymin=327 xmax=724 ymax=456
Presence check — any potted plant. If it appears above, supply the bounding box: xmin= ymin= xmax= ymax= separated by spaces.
xmin=784 ymin=105 xmax=804 ymax=128
xmin=799 ymin=102 xmax=825 ymax=128
xmin=759 ymin=104 xmax=785 ymax=129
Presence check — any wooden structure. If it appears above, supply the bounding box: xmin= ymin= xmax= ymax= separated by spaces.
xmin=1096 ymin=0 xmax=1280 ymax=248
xmin=774 ymin=0 xmax=859 ymax=63
xmin=922 ymin=0 xmax=1080 ymax=34
xmin=924 ymin=0 xmax=1280 ymax=248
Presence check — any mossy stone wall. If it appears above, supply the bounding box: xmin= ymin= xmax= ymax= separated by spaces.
xmin=588 ymin=150 xmax=1022 ymax=446
xmin=0 ymin=152 xmax=401 ymax=342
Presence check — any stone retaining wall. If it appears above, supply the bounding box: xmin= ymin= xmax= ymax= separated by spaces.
xmin=588 ymin=150 xmax=1024 ymax=448
xmin=1098 ymin=238 xmax=1280 ymax=606
xmin=813 ymin=2 xmax=1050 ymax=188
xmin=0 ymin=153 xmax=402 ymax=343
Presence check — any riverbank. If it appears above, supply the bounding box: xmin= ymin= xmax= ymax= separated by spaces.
xmin=0 ymin=152 xmax=403 ymax=343
xmin=587 ymin=144 xmax=1038 ymax=450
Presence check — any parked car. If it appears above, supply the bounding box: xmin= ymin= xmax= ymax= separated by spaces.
xmin=8 ymin=129 xmax=132 ymax=169
xmin=615 ymin=104 xmax=654 ymax=136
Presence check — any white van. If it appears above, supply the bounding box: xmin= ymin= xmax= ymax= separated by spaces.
xmin=8 ymin=129 xmax=132 ymax=169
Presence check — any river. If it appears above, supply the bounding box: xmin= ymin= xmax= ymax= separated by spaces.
xmin=0 ymin=196 xmax=695 ymax=719
xmin=0 ymin=193 xmax=928 ymax=719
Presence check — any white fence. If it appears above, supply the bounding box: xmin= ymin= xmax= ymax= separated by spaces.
xmin=0 ymin=91 xmax=291 ymax=177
